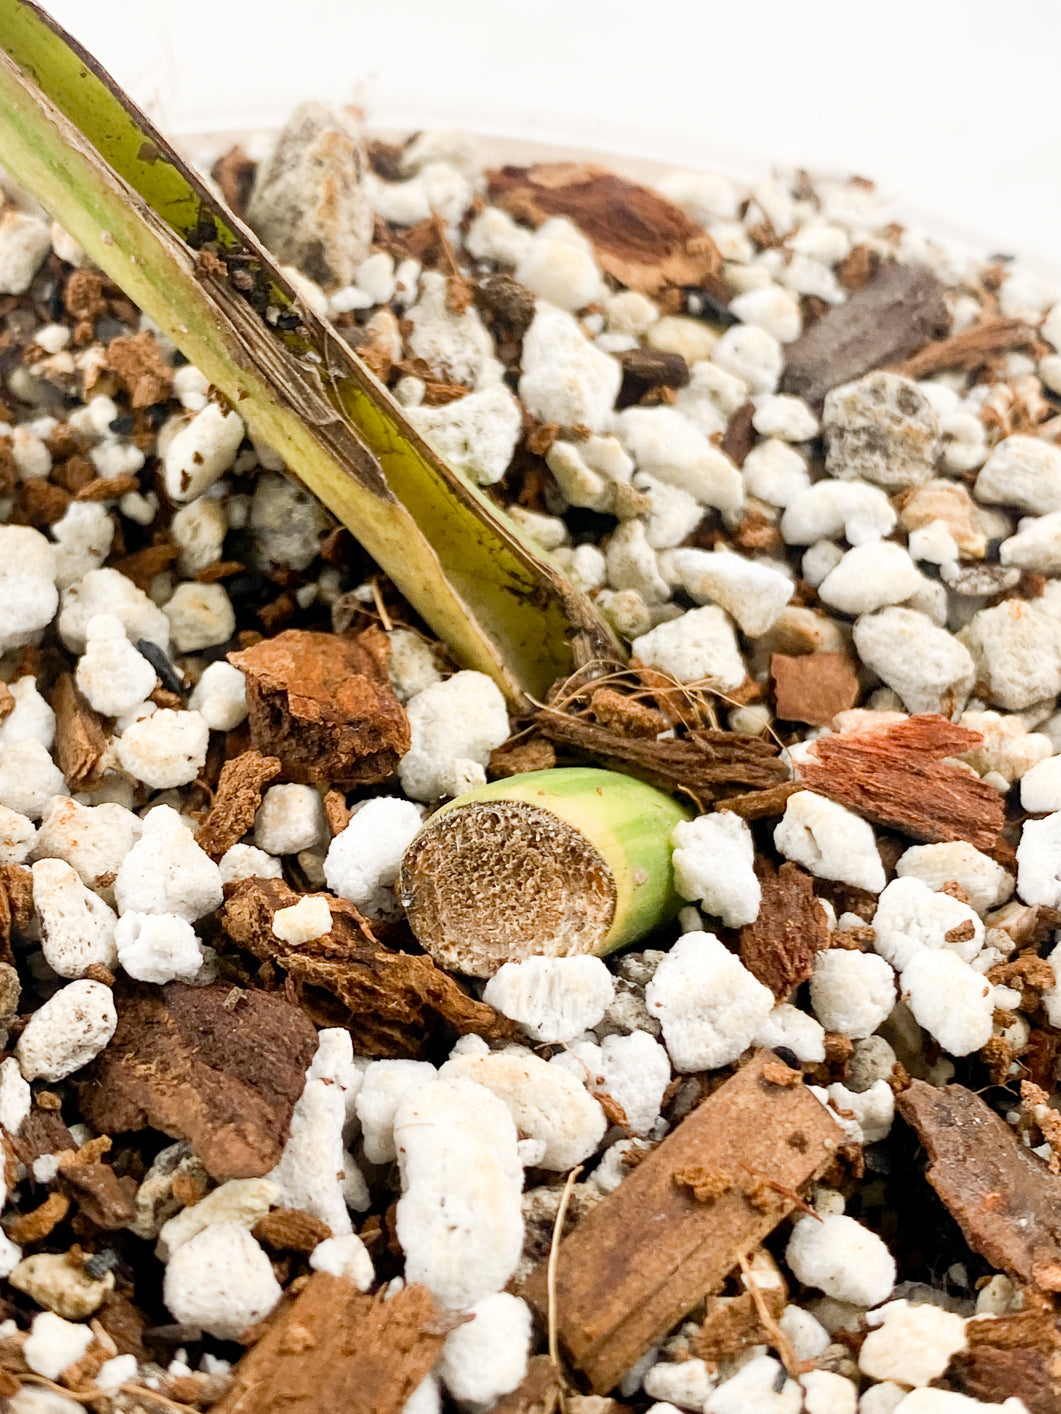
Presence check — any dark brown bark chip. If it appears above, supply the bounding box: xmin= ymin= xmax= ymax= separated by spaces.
xmin=220 ymin=876 xmax=513 ymax=1057
xmin=229 ymin=626 xmax=410 ymax=786
xmin=210 ymin=1275 xmax=453 ymax=1414
xmin=0 ymin=864 xmax=34 ymax=967
xmin=719 ymin=400 xmax=757 ymax=468
xmin=889 ymin=317 xmax=1038 ymax=380
xmin=211 ymin=144 xmax=258 ymax=218
xmin=58 ymin=1150 xmax=138 ymax=1229
xmin=779 ymin=263 xmax=950 ymax=407
xmin=771 ymin=651 xmax=861 ymax=726
xmin=798 ymin=714 xmax=1005 ymax=855
xmin=740 ymin=861 xmax=828 ymax=999
xmin=616 ymin=348 xmax=691 ymax=408
xmin=194 ymin=749 xmax=281 ymax=858
xmin=53 ymin=672 xmax=108 ymax=792
xmin=487 ymin=162 xmax=727 ymax=298
xmin=897 ymin=1079 xmax=1061 ymax=1293
xmin=945 ymin=1310 xmax=1061 ymax=1414
xmin=77 ymin=980 xmax=318 ymax=1182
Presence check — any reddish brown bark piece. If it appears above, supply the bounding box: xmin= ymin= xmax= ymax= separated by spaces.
xmin=771 ymin=651 xmax=861 ymax=726
xmin=229 ymin=627 xmax=410 ymax=786
xmin=220 ymin=876 xmax=513 ymax=1057
xmin=740 ymin=862 xmax=827 ymax=999
xmin=77 ymin=980 xmax=317 ymax=1181
xmin=780 ymin=262 xmax=950 ymax=407
xmin=487 ymin=163 xmax=726 ymax=298
xmin=252 ymin=1207 xmax=331 ymax=1253
xmin=897 ymin=1079 xmax=1061 ymax=1293
xmin=211 ymin=1274 xmax=452 ymax=1414
xmin=798 ymin=714 xmax=1005 ymax=854
xmin=58 ymin=1149 xmax=137 ymax=1229
xmin=719 ymin=401 xmax=757 ymax=468
xmin=945 ymin=1310 xmax=1061 ymax=1414
xmin=0 ymin=864 xmax=33 ymax=966
xmin=889 ymin=317 xmax=1037 ymax=380
xmin=520 ymin=1050 xmax=842 ymax=1393
xmin=52 ymin=673 xmax=108 ymax=791
xmin=106 ymin=331 xmax=174 ymax=407
xmin=194 ymin=750 xmax=281 ymax=858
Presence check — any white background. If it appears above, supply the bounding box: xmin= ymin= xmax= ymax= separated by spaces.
xmin=41 ymin=0 xmax=1061 ymax=278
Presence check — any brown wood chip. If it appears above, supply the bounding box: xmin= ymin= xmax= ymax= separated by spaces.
xmin=488 ymin=736 xmax=558 ymax=779
xmin=489 ymin=1356 xmax=563 ymax=1414
xmin=52 ymin=673 xmax=108 ymax=792
xmin=252 ymin=1207 xmax=332 ymax=1253
xmin=487 ymin=163 xmax=726 ymax=298
xmin=194 ymin=749 xmax=281 ymax=858
xmin=220 ymin=876 xmax=514 ymax=1057
xmin=897 ymin=1079 xmax=1061 ymax=1293
xmin=77 ymin=980 xmax=318 ymax=1182
xmin=889 ymin=317 xmax=1038 ymax=380
xmin=0 ymin=864 xmax=34 ymax=966
xmin=797 ymin=714 xmax=1005 ymax=855
xmin=0 ymin=682 xmax=14 ymax=722
xmin=945 ymin=1309 xmax=1061 ymax=1414
xmin=58 ymin=1147 xmax=137 ymax=1228
xmin=211 ymin=1275 xmax=454 ymax=1414
xmin=6 ymin=1190 xmax=70 ymax=1244
xmin=520 ymin=1050 xmax=842 ymax=1393
xmin=719 ymin=401 xmax=758 ymax=468
xmin=105 ymin=330 xmax=174 ymax=407
xmin=229 ymin=627 xmax=410 ymax=787
xmin=740 ymin=862 xmax=828 ymax=999
xmin=780 ymin=263 xmax=950 ymax=407
xmin=771 ymin=651 xmax=861 ymax=726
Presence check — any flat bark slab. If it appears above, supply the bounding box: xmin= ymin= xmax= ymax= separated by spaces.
xmin=520 ymin=1050 xmax=842 ymax=1393
xmin=897 ymin=1079 xmax=1061 ymax=1293
xmin=211 ymin=1274 xmax=450 ymax=1414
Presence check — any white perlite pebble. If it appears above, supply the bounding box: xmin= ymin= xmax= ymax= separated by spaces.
xmin=0 ymin=528 xmax=58 ymax=655
xmin=8 ymin=1387 xmax=88 ymax=1414
xmin=33 ymin=797 xmax=142 ymax=899
xmin=31 ymin=858 xmax=117 ymax=978
xmin=780 ymin=478 xmax=896 ymax=547
xmin=631 ymin=606 xmax=745 ymax=690
xmin=395 ymin=1077 xmax=524 ymax=1309
xmin=1016 ymin=811 xmax=1061 ymax=907
xmin=818 ymin=542 xmax=923 ymax=616
xmin=163 ymin=1223 xmax=280 ymax=1339
xmin=272 ymin=894 xmax=333 ymax=945
xmin=705 ymin=1355 xmax=801 ymax=1414
xmin=74 ymin=615 xmax=158 ymax=718
xmin=405 ymin=271 xmax=500 ymax=387
xmin=974 ymin=433 xmax=1061 ymax=514
xmin=324 ymin=797 xmax=424 ymax=916
xmin=785 ymin=1213 xmax=895 ymax=1306
xmin=172 ymin=496 xmax=227 ymax=576
xmin=162 ymin=403 xmax=245 ymax=502
xmin=441 ymin=1048 xmax=606 ymax=1171
xmin=0 ymin=209 xmax=52 ymax=294
xmin=1000 ymin=510 xmax=1061 ymax=573
xmin=116 ymin=709 xmax=209 ymax=789
xmin=711 ymin=324 xmax=783 ymax=394
xmin=58 ymin=567 xmax=170 ymax=655
xmin=672 ymin=549 xmax=793 ymax=637
xmin=22 ymin=1311 xmax=93 ymax=1381
xmin=754 ymin=1003 xmax=826 ymax=1064
xmin=250 ymin=470 xmax=331 ymax=571
xmin=408 ymin=385 xmax=522 ymax=486
xmin=671 ymin=811 xmax=761 ymax=928
xmin=115 ymin=912 xmax=204 ymax=984
xmin=895 ymin=841 xmax=1013 ymax=916
xmin=564 ymin=1031 xmax=671 ymax=1137
xmin=643 ymin=1358 xmax=716 ymax=1409
xmin=801 ymin=1370 xmax=858 ymax=1414
xmin=218 ymin=843 xmax=283 ymax=884
xmin=742 ymin=443 xmax=811 ymax=515
xmin=356 ymin=1059 xmax=438 ymax=1165
xmin=0 ymin=739 xmax=64 ymax=820
xmin=0 ymin=676 xmax=55 ymax=749
xmin=1019 ymin=755 xmax=1061 ymax=813
xmin=901 ymin=949 xmax=994 ymax=1056
xmin=518 ymin=304 xmax=621 ymax=432
xmin=859 ymin=1300 xmax=968 ymax=1389
xmin=483 ymin=956 xmax=615 ymax=1043
xmin=465 ymin=206 xmax=534 ymax=266
xmin=752 ymin=394 xmax=819 ymax=441
xmin=399 ymin=672 xmax=509 ymax=804
xmin=646 ymin=931 xmax=774 ymax=1072
xmin=16 ymin=980 xmax=117 ymax=1082
xmin=163 ymin=582 xmax=235 ymax=653
xmin=269 ymin=1028 xmax=367 ymax=1233
xmin=780 ymin=1304 xmax=831 ymax=1362
xmin=823 ymin=373 xmax=940 ymax=489
xmin=615 ymin=406 xmax=743 ymax=511
xmin=0 ymin=1056 xmax=31 ymax=1134
xmin=309 ymin=1233 xmax=374 ymax=1290
xmin=775 ymin=791 xmax=885 ymax=893
xmin=114 ymin=805 xmax=223 ymax=922
xmin=675 ymin=360 xmax=748 ymax=433
xmin=156 ymin=1177 xmax=277 ymax=1262
xmin=515 ymin=219 xmax=604 ymax=311
xmin=729 ymin=284 xmax=803 ymax=344
xmin=438 ymin=1292 xmax=533 ymax=1411
xmin=826 ymin=1080 xmax=894 ymax=1146
xmin=853 ymin=609 xmax=975 ymax=716
xmin=255 ymin=783 xmax=326 ymax=856
xmin=888 ymin=1392 xmax=1027 ymax=1412
xmin=810 ymin=950 xmax=895 ymax=1039
xmin=871 ymin=877 xmax=985 ymax=971
xmin=188 ymin=661 xmax=248 ymax=732
xmin=959 ymin=598 xmax=1061 ymax=712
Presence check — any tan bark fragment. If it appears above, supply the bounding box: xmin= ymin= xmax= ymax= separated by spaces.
xmin=771 ymin=651 xmax=861 ymax=726
xmin=897 ymin=1079 xmax=1061 ymax=1293
xmin=229 ymin=627 xmax=410 ymax=787
xmin=253 ymin=1207 xmax=332 ymax=1253
xmin=6 ymin=1191 xmax=70 ymax=1244
xmin=77 ymin=980 xmax=318 ymax=1182
xmin=946 ymin=1310 xmax=1061 ymax=1414
xmin=0 ymin=865 xmax=34 ymax=966
xmin=520 ymin=1050 xmax=842 ymax=1393
xmin=194 ymin=750 xmax=281 ymax=858
xmin=211 ymin=1275 xmax=452 ymax=1414
xmin=106 ymin=331 xmax=174 ymax=407
xmin=487 ymin=163 xmax=726 ymax=298
xmin=740 ymin=861 xmax=828 ymax=999
xmin=889 ymin=318 xmax=1038 ymax=380
xmin=53 ymin=673 xmax=108 ymax=792
xmin=798 ymin=714 xmax=1005 ymax=855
